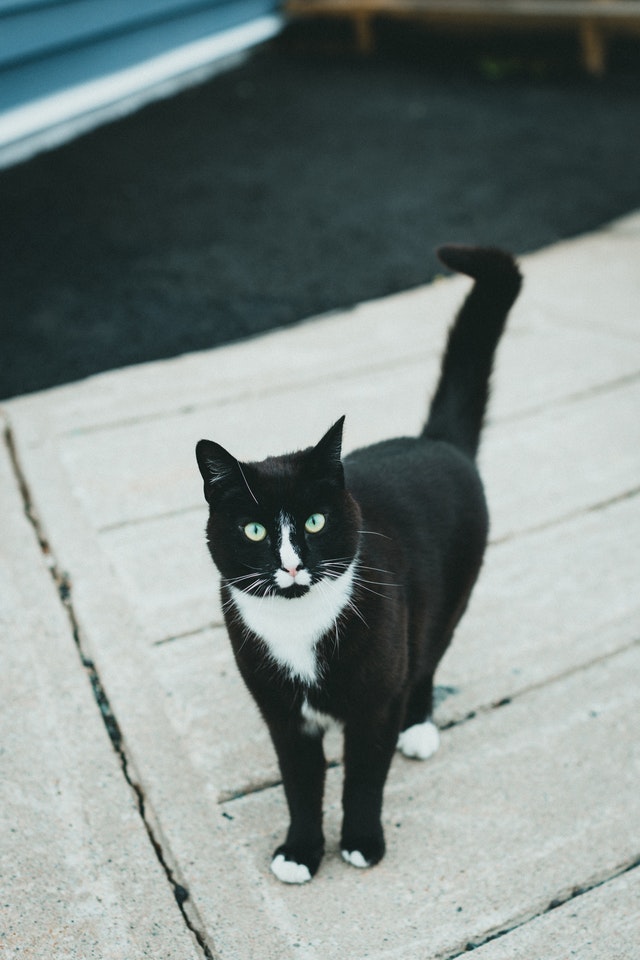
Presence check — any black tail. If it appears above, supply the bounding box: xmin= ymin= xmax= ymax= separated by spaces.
xmin=422 ymin=244 xmax=522 ymax=459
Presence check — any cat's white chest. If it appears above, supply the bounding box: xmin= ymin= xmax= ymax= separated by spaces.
xmin=229 ymin=563 xmax=355 ymax=685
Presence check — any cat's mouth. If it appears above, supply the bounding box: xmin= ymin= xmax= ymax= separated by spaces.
xmin=276 ymin=582 xmax=312 ymax=599
xmin=274 ymin=566 xmax=313 ymax=595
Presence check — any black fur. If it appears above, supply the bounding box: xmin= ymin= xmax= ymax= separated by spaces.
xmin=196 ymin=245 xmax=522 ymax=880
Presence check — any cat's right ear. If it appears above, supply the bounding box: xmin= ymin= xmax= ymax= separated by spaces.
xmin=312 ymin=416 xmax=346 ymax=487
xmin=195 ymin=439 xmax=238 ymax=505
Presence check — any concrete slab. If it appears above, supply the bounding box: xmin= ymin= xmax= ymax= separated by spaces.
xmin=470 ymin=866 xmax=640 ymax=960
xmin=1 ymin=422 xmax=235 ymax=956
xmin=0 ymin=424 xmax=200 ymax=959
xmin=150 ymin=494 xmax=640 ymax=799
xmin=522 ymin=226 xmax=640 ymax=341
xmin=481 ymin=378 xmax=640 ymax=539
xmin=6 ymin=210 xmax=640 ymax=442
xmin=49 ymin=296 xmax=640 ymax=532
xmin=440 ymin=494 xmax=640 ymax=722
xmin=3 ymin=215 xmax=640 ymax=959
xmin=93 ymin=374 xmax=640 ymax=646
xmin=204 ymin=644 xmax=640 ymax=960
xmin=4 ymin=277 xmax=461 ymax=434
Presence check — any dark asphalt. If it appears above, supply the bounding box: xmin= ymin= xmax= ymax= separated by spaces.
xmin=2 ymin=24 xmax=640 ymax=400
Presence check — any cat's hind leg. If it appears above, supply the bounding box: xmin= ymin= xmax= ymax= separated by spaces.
xmin=397 ymin=719 xmax=440 ymax=760
xmin=397 ymin=673 xmax=440 ymax=761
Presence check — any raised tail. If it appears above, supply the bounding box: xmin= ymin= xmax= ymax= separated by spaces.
xmin=422 ymin=244 xmax=522 ymax=460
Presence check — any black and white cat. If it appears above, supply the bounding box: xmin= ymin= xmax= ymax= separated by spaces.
xmin=196 ymin=245 xmax=522 ymax=884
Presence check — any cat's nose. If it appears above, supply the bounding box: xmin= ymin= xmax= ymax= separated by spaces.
xmin=285 ymin=565 xmax=302 ymax=579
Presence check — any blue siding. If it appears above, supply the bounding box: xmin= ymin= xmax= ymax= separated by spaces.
xmin=1 ymin=0 xmax=259 ymax=69
xmin=0 ymin=0 xmax=282 ymax=165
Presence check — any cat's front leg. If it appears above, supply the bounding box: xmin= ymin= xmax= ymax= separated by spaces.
xmin=340 ymin=708 xmax=401 ymax=869
xmin=267 ymin=718 xmax=327 ymax=884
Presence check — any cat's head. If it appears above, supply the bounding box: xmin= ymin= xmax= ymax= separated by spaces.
xmin=195 ymin=417 xmax=361 ymax=599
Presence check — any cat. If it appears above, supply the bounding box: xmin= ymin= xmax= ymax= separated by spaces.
xmin=196 ymin=244 xmax=522 ymax=884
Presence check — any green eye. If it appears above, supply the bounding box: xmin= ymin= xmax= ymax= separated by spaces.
xmin=244 ymin=522 xmax=267 ymax=542
xmin=305 ymin=513 xmax=326 ymax=534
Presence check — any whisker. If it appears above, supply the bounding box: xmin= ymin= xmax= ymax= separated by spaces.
xmin=318 ymin=555 xmax=396 ymax=579
xmin=236 ymin=459 xmax=259 ymax=506
xmin=235 ymin=624 xmax=255 ymax=657
xmin=224 ymin=574 xmax=274 ymax=603
xmin=314 ymin=561 xmax=373 ymax=629
xmin=345 ymin=596 xmax=369 ymax=628
xmin=352 ymin=574 xmax=399 ymax=588
xmin=352 ymin=580 xmax=396 ymax=601
xmin=355 ymin=564 xmax=396 ymax=577
xmin=223 ymin=572 xmax=263 ymax=586
xmin=318 ymin=567 xmax=349 ymax=580
xmin=317 ymin=559 xmax=352 ymax=582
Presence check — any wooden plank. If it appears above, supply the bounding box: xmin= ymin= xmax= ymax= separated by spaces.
xmin=286 ymin=0 xmax=640 ymax=73
xmin=287 ymin=0 xmax=640 ymax=21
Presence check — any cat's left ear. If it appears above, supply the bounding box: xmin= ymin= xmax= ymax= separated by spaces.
xmin=312 ymin=416 xmax=346 ymax=487
xmin=195 ymin=439 xmax=240 ymax=505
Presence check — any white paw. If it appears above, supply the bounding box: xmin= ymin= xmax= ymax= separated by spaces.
xmin=271 ymin=853 xmax=312 ymax=884
xmin=397 ymin=720 xmax=440 ymax=760
xmin=341 ymin=849 xmax=370 ymax=869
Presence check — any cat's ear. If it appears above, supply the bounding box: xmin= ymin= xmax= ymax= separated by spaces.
xmin=312 ymin=416 xmax=346 ymax=487
xmin=195 ymin=439 xmax=240 ymax=505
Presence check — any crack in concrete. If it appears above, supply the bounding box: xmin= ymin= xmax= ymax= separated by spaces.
xmin=99 ymin=478 xmax=640 ymax=542
xmin=4 ymin=422 xmax=216 ymax=960
xmin=220 ymin=637 xmax=639 ymax=811
xmin=152 ymin=621 xmax=223 ymax=646
xmin=7 ymin=412 xmax=638 ymax=957
xmin=491 ymin=484 xmax=640 ymax=547
xmin=488 ymin=369 xmax=640 ymax=429
xmin=50 ymin=350 xmax=430 ymax=438
xmin=44 ymin=328 xmax=640 ymax=443
xmin=150 ymin=481 xmax=640 ymax=651
xmin=442 ymin=854 xmax=640 ymax=958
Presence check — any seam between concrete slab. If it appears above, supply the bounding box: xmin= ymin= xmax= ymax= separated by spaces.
xmin=152 ymin=621 xmax=222 ymax=646
xmin=586 ymin=484 xmax=640 ymax=514
xmin=139 ymin=486 xmax=640 ymax=645
xmin=95 ymin=480 xmax=640 ymax=543
xmin=90 ymin=371 xmax=640 ymax=536
xmin=53 ymin=352 xmax=433 ymax=438
xmin=3 ymin=421 xmax=218 ymax=960
xmin=486 ymin=369 xmax=640 ymax=428
xmin=439 ymin=633 xmax=640 ymax=728
xmin=442 ymin=854 xmax=640 ymax=958
xmin=491 ymin=483 xmax=640 ymax=545
xmin=98 ymin=501 xmax=206 ymax=534
xmin=46 ymin=357 xmax=640 ymax=442
xmin=94 ymin=451 xmax=640 ymax=540
xmin=216 ymin=635 xmax=640 ymax=802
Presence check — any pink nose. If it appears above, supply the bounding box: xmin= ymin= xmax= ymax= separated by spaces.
xmin=286 ymin=566 xmax=299 ymax=579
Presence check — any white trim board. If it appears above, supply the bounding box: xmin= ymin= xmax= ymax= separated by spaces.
xmin=0 ymin=15 xmax=282 ymax=170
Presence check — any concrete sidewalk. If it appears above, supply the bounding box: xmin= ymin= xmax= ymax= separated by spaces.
xmin=2 ymin=216 xmax=639 ymax=958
